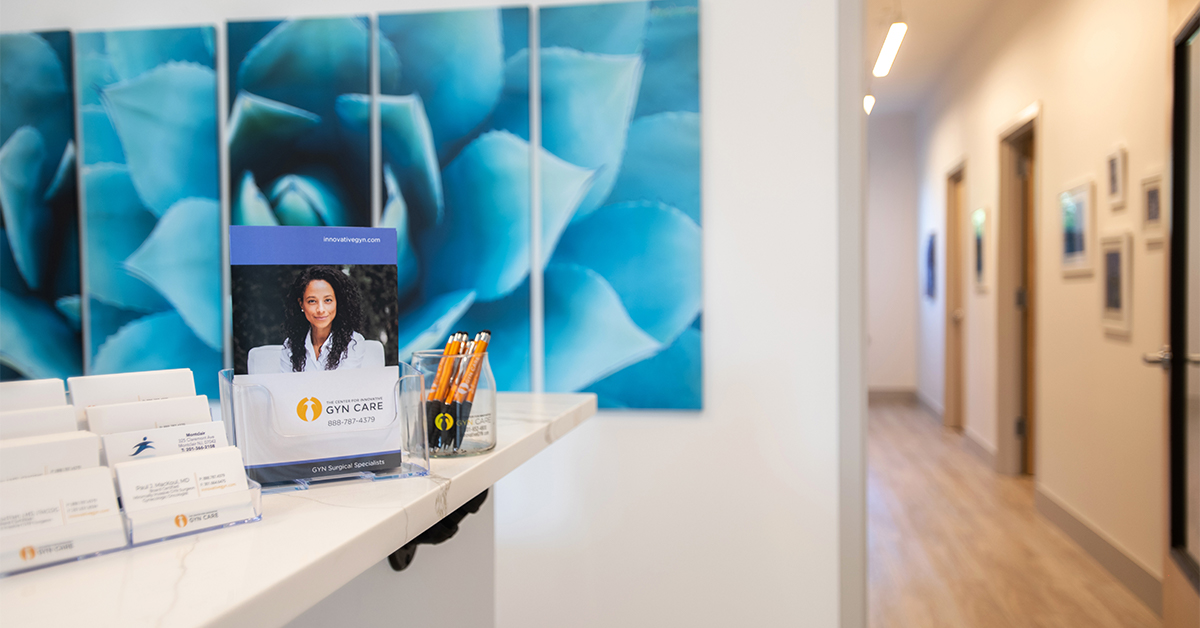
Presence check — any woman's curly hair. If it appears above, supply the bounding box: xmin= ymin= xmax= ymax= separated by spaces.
xmin=283 ymin=266 xmax=363 ymax=372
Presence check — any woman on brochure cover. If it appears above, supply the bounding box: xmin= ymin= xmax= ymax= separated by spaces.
xmin=280 ymin=266 xmax=366 ymax=372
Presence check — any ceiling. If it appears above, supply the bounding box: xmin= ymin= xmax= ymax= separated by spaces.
xmin=863 ymin=0 xmax=999 ymax=115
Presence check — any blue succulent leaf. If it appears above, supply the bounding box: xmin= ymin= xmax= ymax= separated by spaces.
xmin=92 ymin=310 xmax=221 ymax=397
xmin=605 ymin=112 xmax=700 ymax=223
xmin=635 ymin=3 xmax=700 ymax=117
xmin=123 ymin=198 xmax=222 ymax=351
xmin=103 ymin=26 xmax=214 ymax=82
xmin=378 ymin=9 xmax=504 ymax=161
xmin=540 ymin=149 xmax=596 ymax=268
xmin=496 ymin=48 xmax=642 ymax=220
xmin=417 ymin=131 xmax=533 ymax=301
xmin=268 ymin=170 xmax=346 ymax=226
xmin=232 ymin=171 xmax=279 ymax=226
xmin=501 ymin=7 xmax=530 ymax=61
xmin=54 ymin=295 xmax=82 ymax=330
xmin=553 ymin=200 xmax=700 ymax=343
xmin=86 ymin=297 xmax=142 ymax=357
xmin=396 ymin=290 xmax=476 ymax=362
xmin=40 ymin=32 xmax=73 ymax=86
xmin=81 ymin=164 xmax=170 ymax=312
xmin=0 ymin=127 xmax=50 ymax=291
xmin=0 ymin=288 xmax=82 ymax=379
xmin=101 ymin=62 xmax=218 ymax=217
xmin=0 ymin=229 xmax=30 ymax=296
xmin=227 ymin=91 xmax=320 ymax=191
xmin=456 ymin=280 xmax=530 ymax=391
xmin=0 ymin=33 xmax=72 ymax=188
xmin=586 ymin=325 xmax=701 ymax=409
xmin=226 ymin=20 xmax=282 ymax=106
xmin=381 ymin=164 xmax=419 ymax=296
xmin=237 ymin=18 xmax=369 ymax=123
xmin=75 ymin=50 xmax=117 ymax=107
xmin=44 ymin=140 xmax=77 ymax=204
xmin=540 ymin=2 xmax=649 ymax=54
xmin=80 ymin=106 xmax=125 ymax=165
xmin=544 ymin=262 xmax=660 ymax=392
xmin=379 ymin=35 xmax=401 ymax=95
xmin=349 ymin=94 xmax=443 ymax=230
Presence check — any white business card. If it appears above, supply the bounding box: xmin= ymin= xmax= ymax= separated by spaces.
xmin=114 ymin=446 xmax=248 ymax=513
xmin=0 ymin=431 xmax=101 ymax=482
xmin=0 ymin=405 xmax=78 ymax=440
xmin=0 ymin=378 xmax=67 ymax=412
xmin=86 ymin=395 xmax=211 ymax=435
xmin=124 ymin=485 xmax=258 ymax=544
xmin=103 ymin=421 xmax=228 ymax=465
xmin=0 ymin=467 xmax=126 ymax=572
xmin=68 ymin=369 xmax=195 ymax=428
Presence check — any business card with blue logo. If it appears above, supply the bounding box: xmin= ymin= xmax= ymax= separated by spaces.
xmin=102 ymin=421 xmax=229 ymax=465
xmin=230 ymin=226 xmax=403 ymax=484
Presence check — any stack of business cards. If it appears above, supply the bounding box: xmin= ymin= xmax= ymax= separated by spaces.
xmin=0 ymin=467 xmax=128 ymax=572
xmin=114 ymin=446 xmax=256 ymax=543
xmin=0 ymin=378 xmax=68 ymax=412
xmin=85 ymin=395 xmax=212 ymax=435
xmin=68 ymin=369 xmax=196 ymax=430
xmin=103 ymin=422 xmax=229 ymax=466
xmin=0 ymin=432 xmax=101 ymax=482
xmin=0 ymin=405 xmax=78 ymax=440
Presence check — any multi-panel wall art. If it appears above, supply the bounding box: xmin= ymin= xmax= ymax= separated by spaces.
xmin=75 ymin=26 xmax=222 ymax=396
xmin=0 ymin=31 xmax=82 ymax=381
xmin=0 ymin=4 xmax=703 ymax=410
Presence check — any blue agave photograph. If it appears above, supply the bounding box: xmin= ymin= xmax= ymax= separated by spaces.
xmin=0 ymin=31 xmax=83 ymax=382
xmin=74 ymin=26 xmax=222 ymax=396
xmin=529 ymin=1 xmax=702 ymax=409
xmin=376 ymin=7 xmax=550 ymax=391
xmin=227 ymin=17 xmax=372 ymax=228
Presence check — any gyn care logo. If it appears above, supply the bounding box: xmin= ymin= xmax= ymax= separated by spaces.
xmin=296 ymin=397 xmax=323 ymax=422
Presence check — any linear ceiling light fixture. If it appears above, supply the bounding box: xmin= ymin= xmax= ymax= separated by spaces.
xmin=873 ymin=21 xmax=908 ymax=77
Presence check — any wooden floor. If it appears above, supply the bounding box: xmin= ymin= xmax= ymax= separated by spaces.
xmin=868 ymin=400 xmax=1161 ymax=628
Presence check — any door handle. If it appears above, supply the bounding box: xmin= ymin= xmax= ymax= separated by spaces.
xmin=1143 ymin=347 xmax=1172 ymax=370
xmin=953 ymin=308 xmax=965 ymax=322
xmin=1188 ymin=354 xmax=1200 ymax=366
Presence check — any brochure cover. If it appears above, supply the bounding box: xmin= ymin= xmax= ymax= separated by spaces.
xmin=230 ymin=226 xmax=403 ymax=483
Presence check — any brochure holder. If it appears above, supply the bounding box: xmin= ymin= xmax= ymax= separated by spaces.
xmin=218 ymin=363 xmax=430 ymax=493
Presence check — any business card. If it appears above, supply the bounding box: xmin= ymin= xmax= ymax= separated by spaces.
xmin=0 ymin=467 xmax=126 ymax=572
xmin=103 ymin=421 xmax=228 ymax=465
xmin=67 ymin=369 xmax=196 ymax=427
xmin=86 ymin=395 xmax=211 ymax=435
xmin=0 ymin=405 xmax=78 ymax=440
xmin=114 ymin=446 xmax=248 ymax=513
xmin=0 ymin=432 xmax=101 ymax=482
xmin=124 ymin=485 xmax=258 ymax=544
xmin=0 ymin=378 xmax=67 ymax=412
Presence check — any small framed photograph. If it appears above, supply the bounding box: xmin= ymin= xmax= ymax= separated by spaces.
xmin=1060 ymin=180 xmax=1095 ymax=276
xmin=1106 ymin=146 xmax=1127 ymax=209
xmin=1142 ymin=174 xmax=1165 ymax=244
xmin=971 ymin=207 xmax=988 ymax=292
xmin=1100 ymin=233 xmax=1132 ymax=336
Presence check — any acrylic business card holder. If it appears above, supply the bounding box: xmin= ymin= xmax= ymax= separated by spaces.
xmin=123 ymin=479 xmax=263 ymax=546
xmin=409 ymin=351 xmax=497 ymax=457
xmin=0 ymin=512 xmax=129 ymax=577
xmin=218 ymin=364 xmax=430 ymax=493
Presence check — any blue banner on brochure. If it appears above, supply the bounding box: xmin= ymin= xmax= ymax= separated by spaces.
xmin=230 ymin=226 xmax=398 ymax=265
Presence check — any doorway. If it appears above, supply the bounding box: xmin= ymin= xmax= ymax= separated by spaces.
xmin=998 ymin=117 xmax=1037 ymax=475
xmin=945 ymin=168 xmax=966 ymax=429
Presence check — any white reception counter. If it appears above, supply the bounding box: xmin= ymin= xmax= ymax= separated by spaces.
xmin=0 ymin=393 xmax=597 ymax=628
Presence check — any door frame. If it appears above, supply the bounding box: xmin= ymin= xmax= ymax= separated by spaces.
xmin=995 ymin=103 xmax=1041 ymax=476
xmin=945 ymin=165 xmax=966 ymax=429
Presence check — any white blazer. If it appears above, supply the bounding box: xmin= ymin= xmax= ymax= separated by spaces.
xmin=280 ymin=330 xmax=366 ymax=372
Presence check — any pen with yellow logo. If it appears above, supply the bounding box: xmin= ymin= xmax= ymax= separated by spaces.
xmin=449 ymin=330 xmax=490 ymax=450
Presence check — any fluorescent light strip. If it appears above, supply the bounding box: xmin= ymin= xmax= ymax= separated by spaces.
xmin=873 ymin=22 xmax=907 ymax=78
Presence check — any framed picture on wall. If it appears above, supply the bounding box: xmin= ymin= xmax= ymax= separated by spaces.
xmin=1060 ymin=180 xmax=1095 ymax=276
xmin=1100 ymin=233 xmax=1132 ymax=336
xmin=1142 ymin=173 xmax=1165 ymax=245
xmin=925 ymin=233 xmax=936 ymax=300
xmin=1106 ymin=146 xmax=1127 ymax=209
xmin=971 ymin=207 xmax=988 ymax=292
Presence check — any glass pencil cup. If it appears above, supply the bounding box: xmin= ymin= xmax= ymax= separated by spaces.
xmin=410 ymin=350 xmax=497 ymax=457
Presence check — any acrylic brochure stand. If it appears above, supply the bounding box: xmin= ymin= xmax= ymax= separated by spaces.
xmin=218 ymin=363 xmax=430 ymax=493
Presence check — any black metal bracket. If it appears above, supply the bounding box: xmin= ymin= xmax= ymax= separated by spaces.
xmin=387 ymin=488 xmax=489 ymax=572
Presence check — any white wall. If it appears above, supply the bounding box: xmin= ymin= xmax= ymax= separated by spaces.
xmin=916 ymin=0 xmax=1170 ymax=578
xmin=3 ymin=1 xmax=865 ymax=626
xmin=866 ymin=113 xmax=919 ymax=392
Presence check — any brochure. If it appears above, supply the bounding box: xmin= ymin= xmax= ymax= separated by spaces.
xmin=229 ymin=226 xmax=402 ymax=483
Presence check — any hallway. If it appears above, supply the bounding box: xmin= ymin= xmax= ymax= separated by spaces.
xmin=868 ymin=400 xmax=1162 ymax=628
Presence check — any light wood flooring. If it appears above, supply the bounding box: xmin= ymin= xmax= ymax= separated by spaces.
xmin=868 ymin=400 xmax=1161 ymax=628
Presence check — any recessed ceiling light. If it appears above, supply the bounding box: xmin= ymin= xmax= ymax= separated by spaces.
xmin=864 ymin=95 xmax=876 ymax=115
